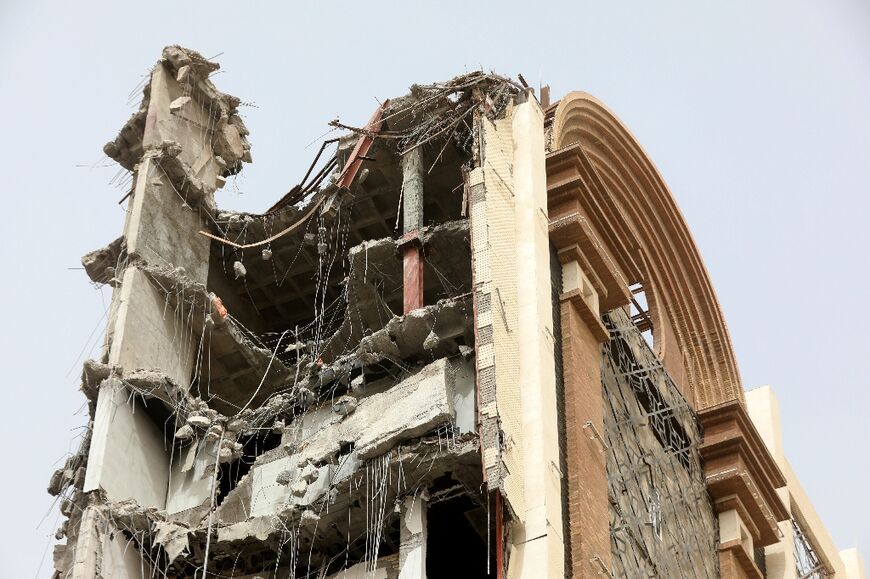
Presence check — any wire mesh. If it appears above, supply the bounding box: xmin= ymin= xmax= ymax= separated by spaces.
xmin=602 ymin=309 xmax=719 ymax=578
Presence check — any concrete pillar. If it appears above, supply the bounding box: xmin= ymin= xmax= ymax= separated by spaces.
xmin=401 ymin=148 xmax=425 ymax=313
xmin=507 ymin=95 xmax=565 ymax=579
xmin=84 ymin=59 xmax=218 ymax=508
xmin=402 ymin=148 xmax=424 ymax=233
xmin=71 ymin=506 xmax=153 ymax=579
xmin=71 ymin=507 xmax=100 ymax=579
xmin=398 ymin=493 xmax=428 ymax=579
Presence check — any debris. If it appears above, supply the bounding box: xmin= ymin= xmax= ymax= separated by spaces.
xmin=153 ymin=521 xmax=190 ymax=564
xmin=284 ymin=341 xmax=306 ymax=352
xmin=332 ymin=395 xmax=358 ymax=416
xmin=169 ymin=96 xmax=191 ymax=113
xmin=423 ymin=329 xmax=439 ymax=351
xmin=174 ymin=424 xmax=194 ymax=440
xmin=205 ymin=424 xmax=224 ymax=441
xmin=233 ymin=260 xmax=247 ymax=279
xmin=211 ymin=294 xmax=228 ymax=321
xmin=300 ymin=463 xmax=320 ymax=483
xmin=218 ymin=447 xmax=233 ymax=463
xmin=297 ymin=387 xmax=316 ymax=407
xmin=187 ymin=414 xmax=211 ymax=429
xmin=290 ymin=480 xmax=308 ymax=497
xmin=176 ymin=64 xmax=191 ymax=83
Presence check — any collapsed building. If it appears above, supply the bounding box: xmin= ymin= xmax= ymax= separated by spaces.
xmin=48 ymin=45 xmax=866 ymax=579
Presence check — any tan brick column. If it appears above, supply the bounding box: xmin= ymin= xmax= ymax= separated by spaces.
xmin=546 ymin=147 xmax=633 ymax=578
xmin=560 ymin=291 xmax=610 ymax=578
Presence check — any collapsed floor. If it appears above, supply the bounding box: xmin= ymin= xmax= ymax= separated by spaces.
xmin=50 ymin=46 xmax=525 ymax=578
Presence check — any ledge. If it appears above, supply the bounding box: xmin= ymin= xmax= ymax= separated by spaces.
xmin=720 ymin=539 xmax=764 ymax=579
xmin=699 ymin=400 xmax=789 ymax=546
xmin=549 ymin=212 xmax=631 ymax=313
xmin=560 ymin=289 xmax=609 ymax=342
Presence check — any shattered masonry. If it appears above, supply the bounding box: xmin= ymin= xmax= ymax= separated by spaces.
xmin=50 ymin=45 xmax=865 ymax=579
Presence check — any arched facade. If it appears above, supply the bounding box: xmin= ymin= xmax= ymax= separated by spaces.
xmin=548 ymin=91 xmax=743 ymax=410
xmin=546 ymin=91 xmax=789 ymax=578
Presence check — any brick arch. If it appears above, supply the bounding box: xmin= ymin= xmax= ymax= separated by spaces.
xmin=549 ymin=91 xmax=743 ymax=409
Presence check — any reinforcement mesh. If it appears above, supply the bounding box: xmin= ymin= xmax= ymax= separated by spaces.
xmin=602 ymin=309 xmax=719 ymax=578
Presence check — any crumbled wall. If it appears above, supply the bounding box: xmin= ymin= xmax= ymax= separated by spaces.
xmin=54 ymin=46 xmax=499 ymax=578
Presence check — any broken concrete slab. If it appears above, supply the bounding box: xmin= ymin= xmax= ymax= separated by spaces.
xmin=83 ymin=378 xmax=170 ymax=509
xmin=153 ymin=520 xmax=190 ymax=564
xmin=285 ymin=357 xmax=469 ymax=467
xmin=248 ymin=459 xmax=332 ymax=518
xmin=82 ymin=236 xmax=126 ymax=285
xmin=166 ymin=437 xmax=218 ymax=517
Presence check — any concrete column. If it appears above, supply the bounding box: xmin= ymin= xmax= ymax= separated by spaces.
xmin=84 ymin=59 xmax=218 ymax=508
xmin=71 ymin=507 xmax=100 ymax=579
xmin=507 ymin=95 xmax=565 ymax=579
xmin=402 ymin=148 xmax=424 ymax=232
xmin=71 ymin=506 xmax=153 ymax=579
xmin=398 ymin=493 xmax=428 ymax=579
xmin=401 ymin=148 xmax=425 ymax=313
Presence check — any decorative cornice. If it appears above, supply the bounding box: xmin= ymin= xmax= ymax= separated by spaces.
xmin=549 ymin=211 xmax=631 ymax=313
xmin=720 ymin=538 xmax=765 ymax=579
xmin=546 ymin=93 xmax=744 ymax=410
xmin=699 ymin=400 xmax=789 ymax=546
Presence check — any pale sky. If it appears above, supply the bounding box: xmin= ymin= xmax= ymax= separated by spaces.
xmin=1 ymin=1 xmax=868 ymax=576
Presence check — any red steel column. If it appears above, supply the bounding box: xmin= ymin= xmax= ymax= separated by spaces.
xmin=401 ymin=148 xmax=425 ymax=314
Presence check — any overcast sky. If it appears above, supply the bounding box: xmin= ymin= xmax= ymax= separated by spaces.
xmin=1 ymin=1 xmax=868 ymax=576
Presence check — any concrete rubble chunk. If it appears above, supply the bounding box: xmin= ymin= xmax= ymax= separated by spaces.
xmin=153 ymin=521 xmax=190 ymax=564
xmin=169 ymin=95 xmax=191 ymax=113
xmin=187 ymin=415 xmax=211 ymax=429
xmin=233 ymin=260 xmax=247 ymax=279
xmin=423 ymin=329 xmax=439 ymax=351
xmin=174 ymin=424 xmax=194 ymax=440
xmin=300 ymin=463 xmax=320 ymax=483
xmin=290 ymin=480 xmax=308 ymax=497
xmin=205 ymin=424 xmax=224 ymax=441
xmin=47 ymin=468 xmax=65 ymax=496
xmin=332 ymin=395 xmax=358 ymax=416
xmin=81 ymin=236 xmax=126 ymax=285
xmin=297 ymin=387 xmax=316 ymax=406
xmin=81 ymin=359 xmax=112 ymax=399
xmin=276 ymin=470 xmax=293 ymax=486
xmin=218 ymin=447 xmax=233 ymax=463
xmin=162 ymin=45 xmax=220 ymax=79
xmin=175 ymin=64 xmax=190 ymax=83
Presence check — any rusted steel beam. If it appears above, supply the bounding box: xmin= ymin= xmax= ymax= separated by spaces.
xmin=336 ymin=100 xmax=389 ymax=190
